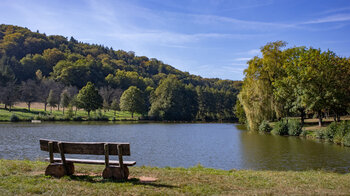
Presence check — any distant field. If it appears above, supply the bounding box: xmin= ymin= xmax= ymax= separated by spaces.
xmin=0 ymin=102 xmax=140 ymax=121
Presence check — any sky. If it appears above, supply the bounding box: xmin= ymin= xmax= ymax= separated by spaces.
xmin=1 ymin=0 xmax=350 ymax=80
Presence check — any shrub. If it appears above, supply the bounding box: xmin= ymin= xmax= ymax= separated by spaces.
xmin=65 ymin=106 xmax=74 ymax=119
xmin=342 ymin=133 xmax=350 ymax=147
xmin=73 ymin=116 xmax=83 ymax=121
xmin=10 ymin=114 xmax=20 ymax=122
xmin=300 ymin=129 xmax=308 ymax=137
xmin=271 ymin=120 xmax=289 ymax=135
xmin=323 ymin=122 xmax=338 ymax=141
xmin=334 ymin=121 xmax=350 ymax=144
xmin=315 ymin=130 xmax=325 ymax=139
xmin=288 ymin=120 xmax=302 ymax=136
xmin=259 ymin=120 xmax=272 ymax=132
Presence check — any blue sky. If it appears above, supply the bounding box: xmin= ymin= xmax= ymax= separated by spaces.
xmin=1 ymin=0 xmax=350 ymax=80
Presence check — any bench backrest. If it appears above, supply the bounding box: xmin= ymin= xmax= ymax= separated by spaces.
xmin=40 ymin=139 xmax=131 ymax=156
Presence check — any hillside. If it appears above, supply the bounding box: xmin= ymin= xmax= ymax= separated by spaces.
xmin=0 ymin=24 xmax=241 ymax=121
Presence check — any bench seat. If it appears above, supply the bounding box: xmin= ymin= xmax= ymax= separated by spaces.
xmin=46 ymin=158 xmax=136 ymax=166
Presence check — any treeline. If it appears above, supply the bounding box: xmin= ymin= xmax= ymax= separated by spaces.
xmin=237 ymin=41 xmax=350 ymax=130
xmin=0 ymin=24 xmax=241 ymax=121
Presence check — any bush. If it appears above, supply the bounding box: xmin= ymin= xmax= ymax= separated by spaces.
xmin=271 ymin=120 xmax=289 ymax=135
xmin=316 ymin=130 xmax=325 ymax=139
xmin=334 ymin=121 xmax=350 ymax=144
xmin=10 ymin=114 xmax=20 ymax=122
xmin=73 ymin=116 xmax=83 ymax=121
xmin=323 ymin=122 xmax=338 ymax=141
xmin=259 ymin=120 xmax=272 ymax=132
xmin=65 ymin=106 xmax=74 ymax=119
xmin=300 ymin=129 xmax=308 ymax=137
xmin=342 ymin=133 xmax=350 ymax=147
xmin=288 ymin=120 xmax=302 ymax=136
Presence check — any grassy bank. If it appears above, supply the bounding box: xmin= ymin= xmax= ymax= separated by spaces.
xmin=1 ymin=160 xmax=350 ymax=195
xmin=0 ymin=104 xmax=140 ymax=122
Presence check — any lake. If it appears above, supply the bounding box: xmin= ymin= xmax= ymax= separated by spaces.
xmin=1 ymin=122 xmax=350 ymax=172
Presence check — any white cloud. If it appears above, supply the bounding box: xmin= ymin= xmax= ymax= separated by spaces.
xmin=233 ymin=57 xmax=252 ymax=62
xmin=302 ymin=14 xmax=350 ymax=24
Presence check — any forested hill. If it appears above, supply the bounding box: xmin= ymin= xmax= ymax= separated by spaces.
xmin=0 ymin=24 xmax=241 ymax=121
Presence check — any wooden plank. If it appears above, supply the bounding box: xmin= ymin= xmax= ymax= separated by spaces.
xmin=117 ymin=144 xmax=125 ymax=179
xmin=48 ymin=141 xmax=54 ymax=163
xmin=40 ymin=139 xmax=131 ymax=155
xmin=58 ymin=142 xmax=68 ymax=173
xmin=45 ymin=158 xmax=136 ymax=166
xmin=104 ymin=143 xmax=109 ymax=167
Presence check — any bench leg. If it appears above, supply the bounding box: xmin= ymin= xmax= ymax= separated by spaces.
xmin=45 ymin=162 xmax=75 ymax=178
xmin=102 ymin=166 xmax=129 ymax=180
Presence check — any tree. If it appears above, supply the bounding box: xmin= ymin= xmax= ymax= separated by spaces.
xmin=239 ymin=41 xmax=288 ymax=130
xmin=120 ymin=86 xmax=145 ymax=118
xmin=47 ymin=90 xmax=58 ymax=113
xmin=149 ymin=76 xmax=198 ymax=121
xmin=76 ymin=82 xmax=103 ymax=117
xmin=234 ymin=99 xmax=246 ymax=124
xmin=60 ymin=90 xmax=71 ymax=114
xmin=20 ymin=79 xmax=38 ymax=111
xmin=110 ymin=99 xmax=120 ymax=116
xmin=37 ymin=78 xmax=57 ymax=111
xmin=0 ymin=81 xmax=19 ymax=111
xmin=99 ymin=86 xmax=122 ymax=112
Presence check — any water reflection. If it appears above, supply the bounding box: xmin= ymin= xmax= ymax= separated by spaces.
xmin=240 ymin=131 xmax=350 ymax=172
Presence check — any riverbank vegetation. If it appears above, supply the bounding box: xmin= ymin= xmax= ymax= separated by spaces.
xmin=0 ymin=24 xmax=241 ymax=122
xmin=1 ymin=159 xmax=350 ymax=195
xmin=237 ymin=41 xmax=350 ymax=131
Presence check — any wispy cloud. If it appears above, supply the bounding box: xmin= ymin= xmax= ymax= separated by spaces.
xmin=235 ymin=49 xmax=261 ymax=56
xmin=319 ymin=6 xmax=350 ymax=15
xmin=189 ymin=13 xmax=297 ymax=30
xmin=302 ymin=14 xmax=350 ymax=24
xmin=233 ymin=57 xmax=251 ymax=61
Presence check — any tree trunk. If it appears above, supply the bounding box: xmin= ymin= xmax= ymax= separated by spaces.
xmin=50 ymin=107 xmax=52 ymax=114
xmin=300 ymin=109 xmax=305 ymax=127
xmin=57 ymin=105 xmax=60 ymax=111
xmin=131 ymin=112 xmax=134 ymax=118
xmin=63 ymin=107 xmax=65 ymax=115
xmin=4 ymin=104 xmax=7 ymax=110
xmin=9 ymin=105 xmax=11 ymax=112
xmin=44 ymin=103 xmax=47 ymax=112
xmin=318 ymin=110 xmax=322 ymax=127
xmin=88 ymin=111 xmax=90 ymax=117
xmin=114 ymin=110 xmax=116 ymax=116
xmin=28 ymin=102 xmax=31 ymax=111
xmin=336 ymin=114 xmax=341 ymax=122
xmin=75 ymin=107 xmax=77 ymax=116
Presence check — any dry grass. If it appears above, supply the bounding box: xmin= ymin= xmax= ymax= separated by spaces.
xmin=1 ymin=159 xmax=350 ymax=195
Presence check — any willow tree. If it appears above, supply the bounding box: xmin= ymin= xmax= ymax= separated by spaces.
xmin=238 ymin=41 xmax=287 ymax=131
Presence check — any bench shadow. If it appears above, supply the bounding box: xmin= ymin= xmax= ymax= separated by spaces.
xmin=68 ymin=175 xmax=177 ymax=188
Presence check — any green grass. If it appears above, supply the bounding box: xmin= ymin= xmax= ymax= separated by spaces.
xmin=0 ymin=105 xmax=141 ymax=122
xmin=1 ymin=160 xmax=350 ymax=195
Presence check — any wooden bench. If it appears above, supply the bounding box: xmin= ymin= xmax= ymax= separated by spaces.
xmin=39 ymin=139 xmax=136 ymax=180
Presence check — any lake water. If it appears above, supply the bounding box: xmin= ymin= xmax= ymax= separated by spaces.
xmin=1 ymin=122 xmax=350 ymax=172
